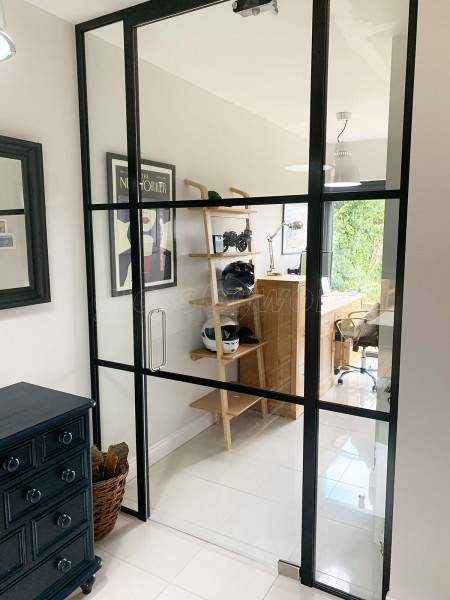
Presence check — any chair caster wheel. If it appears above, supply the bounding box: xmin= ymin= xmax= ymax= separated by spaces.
xmin=372 ymin=385 xmax=377 ymax=392
xmin=334 ymin=368 xmax=340 ymax=375
xmin=338 ymin=379 xmax=343 ymax=385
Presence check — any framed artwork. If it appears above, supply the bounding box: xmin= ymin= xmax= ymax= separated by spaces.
xmin=282 ymin=203 xmax=308 ymax=255
xmin=0 ymin=233 xmax=15 ymax=249
xmin=107 ymin=153 xmax=176 ymax=297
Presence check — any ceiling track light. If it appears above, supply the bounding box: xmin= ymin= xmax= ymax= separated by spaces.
xmin=0 ymin=1 xmax=16 ymax=62
xmin=324 ymin=112 xmax=361 ymax=188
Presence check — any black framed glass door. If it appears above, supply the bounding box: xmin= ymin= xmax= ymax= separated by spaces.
xmin=76 ymin=1 xmax=418 ymax=598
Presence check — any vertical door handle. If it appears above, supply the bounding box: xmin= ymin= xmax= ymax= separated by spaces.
xmin=147 ymin=308 xmax=167 ymax=372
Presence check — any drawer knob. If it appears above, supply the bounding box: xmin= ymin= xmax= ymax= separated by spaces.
xmin=61 ymin=469 xmax=76 ymax=483
xmin=57 ymin=558 xmax=72 ymax=574
xmin=58 ymin=431 xmax=73 ymax=445
xmin=3 ymin=457 xmax=20 ymax=472
xmin=26 ymin=488 xmax=42 ymax=504
xmin=57 ymin=513 xmax=72 ymax=529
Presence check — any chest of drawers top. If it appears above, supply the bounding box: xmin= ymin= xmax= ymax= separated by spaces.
xmin=0 ymin=382 xmax=94 ymax=445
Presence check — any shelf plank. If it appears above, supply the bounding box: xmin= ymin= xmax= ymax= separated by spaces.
xmin=189 ymin=294 xmax=263 ymax=309
xmin=190 ymin=341 xmax=268 ymax=362
xmin=190 ymin=389 xmax=263 ymax=417
xmin=188 ymin=207 xmax=257 ymax=215
xmin=189 ymin=251 xmax=261 ymax=259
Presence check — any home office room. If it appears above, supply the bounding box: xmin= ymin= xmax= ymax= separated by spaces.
xmin=78 ymin=2 xmax=407 ymax=599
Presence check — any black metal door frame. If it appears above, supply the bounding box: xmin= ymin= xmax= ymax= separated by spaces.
xmin=75 ymin=1 xmax=418 ymax=598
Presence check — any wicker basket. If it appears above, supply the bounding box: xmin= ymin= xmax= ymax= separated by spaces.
xmin=92 ymin=456 xmax=129 ymax=542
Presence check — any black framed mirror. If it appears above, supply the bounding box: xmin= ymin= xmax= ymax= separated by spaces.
xmin=0 ymin=135 xmax=50 ymax=309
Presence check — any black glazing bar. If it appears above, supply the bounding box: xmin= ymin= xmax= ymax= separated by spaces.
xmin=76 ymin=0 xmax=227 ymax=34
xmin=76 ymin=26 xmax=101 ymax=447
xmin=382 ymin=1 xmax=418 ymax=598
xmin=318 ymin=400 xmax=390 ymax=422
xmin=0 ymin=209 xmax=25 ymax=216
xmin=313 ymin=582 xmax=364 ymax=600
xmin=120 ymin=505 xmax=139 ymax=518
xmin=88 ymin=195 xmax=310 ymax=211
xmin=124 ymin=19 xmax=150 ymax=522
xmin=322 ymin=189 xmax=401 ymax=202
xmin=301 ymin=0 xmax=329 ymax=587
xmin=143 ymin=366 xmax=305 ymax=405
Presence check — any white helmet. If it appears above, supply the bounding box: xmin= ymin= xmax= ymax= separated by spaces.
xmin=201 ymin=316 xmax=239 ymax=354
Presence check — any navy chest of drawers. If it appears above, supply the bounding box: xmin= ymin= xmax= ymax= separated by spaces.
xmin=0 ymin=382 xmax=101 ymax=599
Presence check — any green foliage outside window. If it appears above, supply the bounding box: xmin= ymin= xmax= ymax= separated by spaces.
xmin=331 ymin=200 xmax=385 ymax=303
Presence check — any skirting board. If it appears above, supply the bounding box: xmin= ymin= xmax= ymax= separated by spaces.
xmin=126 ymin=411 xmax=215 ymax=482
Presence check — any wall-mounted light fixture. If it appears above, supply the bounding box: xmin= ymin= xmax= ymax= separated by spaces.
xmin=267 ymin=220 xmax=303 ymax=276
xmin=324 ymin=112 xmax=361 ymax=188
xmin=0 ymin=1 xmax=16 ymax=62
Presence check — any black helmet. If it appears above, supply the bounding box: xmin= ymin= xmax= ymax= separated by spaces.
xmin=221 ymin=261 xmax=255 ymax=298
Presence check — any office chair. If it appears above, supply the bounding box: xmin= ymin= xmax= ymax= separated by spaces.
xmin=334 ymin=302 xmax=380 ymax=392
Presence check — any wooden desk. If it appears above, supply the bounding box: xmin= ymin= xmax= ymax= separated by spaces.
xmin=240 ymin=277 xmax=363 ymax=418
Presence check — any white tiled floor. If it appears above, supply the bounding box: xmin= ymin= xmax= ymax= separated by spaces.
xmin=118 ymin=371 xmax=386 ymax=600
xmin=68 ymin=514 xmax=338 ymax=600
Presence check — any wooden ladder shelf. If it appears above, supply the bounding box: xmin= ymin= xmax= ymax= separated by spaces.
xmin=185 ymin=179 xmax=268 ymax=449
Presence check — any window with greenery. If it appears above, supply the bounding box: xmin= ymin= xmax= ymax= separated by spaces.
xmin=331 ymin=199 xmax=385 ymax=303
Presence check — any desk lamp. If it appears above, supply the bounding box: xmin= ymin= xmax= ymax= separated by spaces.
xmin=267 ymin=220 xmax=303 ymax=276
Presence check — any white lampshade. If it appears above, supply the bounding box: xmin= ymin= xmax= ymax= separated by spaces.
xmin=0 ymin=2 xmax=15 ymax=62
xmin=324 ymin=141 xmax=361 ymax=187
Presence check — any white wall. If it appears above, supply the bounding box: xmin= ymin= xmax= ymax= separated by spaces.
xmin=0 ymin=0 xmax=90 ymax=396
xmin=388 ymin=1 xmax=450 ymax=599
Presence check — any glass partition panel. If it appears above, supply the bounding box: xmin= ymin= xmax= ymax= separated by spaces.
xmin=92 ymin=210 xmax=134 ymax=365
xmin=98 ymin=367 xmax=139 ymax=512
xmin=320 ymin=198 xmax=398 ymax=412
xmin=325 ymin=0 xmax=410 ymax=190
xmin=139 ymin=202 xmax=307 ymax=402
xmin=137 ymin=1 xmax=313 ymax=198
xmin=316 ymin=411 xmax=388 ymax=600
xmin=85 ymin=23 xmax=127 ymax=204
xmin=147 ymin=378 xmax=303 ymax=568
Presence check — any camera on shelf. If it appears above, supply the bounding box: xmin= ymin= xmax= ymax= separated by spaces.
xmin=232 ymin=0 xmax=278 ymax=18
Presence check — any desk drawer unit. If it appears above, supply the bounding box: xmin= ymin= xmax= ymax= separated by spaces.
xmin=0 ymin=382 xmax=101 ymax=599
xmin=1 ymin=529 xmax=91 ymax=600
xmin=0 ymin=439 xmax=36 ymax=483
xmin=5 ymin=451 xmax=88 ymax=526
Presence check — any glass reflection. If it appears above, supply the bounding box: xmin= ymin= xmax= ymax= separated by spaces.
xmin=316 ymin=411 xmax=387 ymax=599
xmin=326 ymin=0 xmax=410 ymax=189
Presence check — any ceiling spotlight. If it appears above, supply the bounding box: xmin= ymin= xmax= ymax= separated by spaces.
xmin=232 ymin=0 xmax=279 ymax=17
xmin=0 ymin=1 xmax=16 ymax=62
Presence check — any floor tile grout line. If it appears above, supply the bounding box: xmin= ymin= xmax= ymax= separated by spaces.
xmin=153 ymin=581 xmax=208 ymax=600
xmin=95 ymin=545 xmax=173 ymax=588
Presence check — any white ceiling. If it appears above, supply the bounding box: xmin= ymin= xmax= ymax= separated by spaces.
xmin=24 ymin=0 xmax=409 ymax=142
xmin=23 ymin=0 xmax=149 ymax=25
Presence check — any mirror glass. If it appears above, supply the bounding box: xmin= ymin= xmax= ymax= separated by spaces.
xmin=0 ymin=135 xmax=50 ymax=309
xmin=0 ymin=157 xmax=30 ymax=290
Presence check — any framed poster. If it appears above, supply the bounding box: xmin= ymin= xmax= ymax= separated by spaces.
xmin=282 ymin=203 xmax=308 ymax=255
xmin=107 ymin=153 xmax=176 ymax=297
xmin=0 ymin=233 xmax=15 ymax=249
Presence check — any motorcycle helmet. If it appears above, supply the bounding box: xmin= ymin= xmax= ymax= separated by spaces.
xmin=222 ymin=261 xmax=255 ymax=298
xmin=201 ymin=316 xmax=239 ymax=354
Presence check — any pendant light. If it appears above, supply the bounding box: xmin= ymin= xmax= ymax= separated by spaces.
xmin=324 ymin=112 xmax=361 ymax=188
xmin=0 ymin=1 xmax=16 ymax=62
